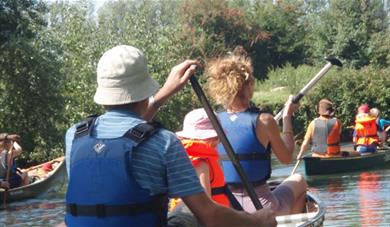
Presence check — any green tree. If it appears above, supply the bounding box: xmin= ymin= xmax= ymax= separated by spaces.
xmin=48 ymin=0 xmax=196 ymax=131
xmin=177 ymin=0 xmax=308 ymax=79
xmin=248 ymin=0 xmax=307 ymax=78
xmin=305 ymin=0 xmax=390 ymax=68
xmin=0 ymin=0 xmax=65 ymax=164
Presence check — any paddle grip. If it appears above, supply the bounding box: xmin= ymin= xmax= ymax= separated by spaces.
xmin=292 ymin=93 xmax=304 ymax=104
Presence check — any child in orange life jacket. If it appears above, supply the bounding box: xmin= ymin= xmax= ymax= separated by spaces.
xmin=170 ymin=108 xmax=230 ymax=211
xmin=353 ymin=104 xmax=379 ymax=155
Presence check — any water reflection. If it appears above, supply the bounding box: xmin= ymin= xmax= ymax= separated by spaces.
xmin=0 ymin=198 xmax=65 ymax=226
xmin=358 ymin=171 xmax=382 ymax=227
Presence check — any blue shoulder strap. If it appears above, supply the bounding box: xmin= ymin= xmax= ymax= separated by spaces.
xmin=124 ymin=122 xmax=160 ymax=144
xmin=74 ymin=114 xmax=160 ymax=144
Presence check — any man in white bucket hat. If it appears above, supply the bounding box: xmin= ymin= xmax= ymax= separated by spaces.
xmin=64 ymin=45 xmax=276 ymax=227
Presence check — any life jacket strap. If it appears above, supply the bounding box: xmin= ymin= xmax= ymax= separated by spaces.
xmin=125 ymin=122 xmax=160 ymax=144
xmin=211 ymin=185 xmax=243 ymax=211
xmin=356 ymin=134 xmax=378 ymax=138
xmin=327 ymin=142 xmax=340 ymax=147
xmin=211 ymin=186 xmax=226 ymax=196
xmin=219 ymin=152 xmax=270 ymax=161
xmin=74 ymin=115 xmax=99 ymax=139
xmin=66 ymin=195 xmax=167 ymax=217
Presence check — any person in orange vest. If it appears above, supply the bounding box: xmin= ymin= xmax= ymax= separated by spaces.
xmin=297 ymin=99 xmax=342 ymax=159
xmin=353 ymin=104 xmax=379 ymax=155
xmin=169 ymin=108 xmax=236 ymax=225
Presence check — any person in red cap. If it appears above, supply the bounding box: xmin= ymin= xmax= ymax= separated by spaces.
xmin=353 ymin=104 xmax=379 ymax=154
xmin=297 ymin=99 xmax=342 ymax=159
xmin=356 ymin=104 xmax=370 ymax=119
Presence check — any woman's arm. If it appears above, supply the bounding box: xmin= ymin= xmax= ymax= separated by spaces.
xmin=256 ymin=96 xmax=299 ymax=164
xmin=257 ymin=113 xmax=293 ymax=164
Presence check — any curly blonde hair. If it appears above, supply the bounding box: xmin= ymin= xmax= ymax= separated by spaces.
xmin=205 ymin=54 xmax=254 ymax=107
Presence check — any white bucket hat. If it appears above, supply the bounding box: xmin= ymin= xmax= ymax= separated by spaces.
xmin=94 ymin=45 xmax=159 ymax=105
xmin=176 ymin=108 xmax=218 ymax=140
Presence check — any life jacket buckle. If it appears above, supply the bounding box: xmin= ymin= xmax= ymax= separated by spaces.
xmin=130 ymin=128 xmax=146 ymax=140
xmin=76 ymin=123 xmax=89 ymax=135
xmin=96 ymin=204 xmax=106 ymax=218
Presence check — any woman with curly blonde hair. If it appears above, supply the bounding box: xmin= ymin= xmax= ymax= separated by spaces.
xmin=205 ymin=49 xmax=307 ymax=215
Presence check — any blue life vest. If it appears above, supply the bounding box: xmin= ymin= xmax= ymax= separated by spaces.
xmin=65 ymin=116 xmax=168 ymax=227
xmin=217 ymin=108 xmax=271 ymax=184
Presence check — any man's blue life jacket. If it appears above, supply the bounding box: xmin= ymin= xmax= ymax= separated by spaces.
xmin=65 ymin=116 xmax=168 ymax=227
xmin=217 ymin=108 xmax=271 ymax=184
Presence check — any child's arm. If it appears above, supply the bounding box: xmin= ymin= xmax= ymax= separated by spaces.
xmin=194 ymin=160 xmax=212 ymax=197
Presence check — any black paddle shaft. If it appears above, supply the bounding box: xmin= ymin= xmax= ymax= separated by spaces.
xmin=189 ymin=76 xmax=263 ymax=210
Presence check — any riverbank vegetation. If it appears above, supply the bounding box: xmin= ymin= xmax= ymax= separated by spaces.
xmin=1 ymin=0 xmax=389 ymax=164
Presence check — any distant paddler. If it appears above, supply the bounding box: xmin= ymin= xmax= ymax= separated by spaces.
xmin=0 ymin=133 xmax=29 ymax=190
xmin=297 ymin=99 xmax=342 ymax=159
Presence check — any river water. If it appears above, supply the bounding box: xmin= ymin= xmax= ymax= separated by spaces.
xmin=1 ymin=154 xmax=389 ymax=226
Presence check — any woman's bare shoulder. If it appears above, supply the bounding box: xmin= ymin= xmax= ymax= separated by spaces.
xmin=258 ymin=112 xmax=276 ymax=125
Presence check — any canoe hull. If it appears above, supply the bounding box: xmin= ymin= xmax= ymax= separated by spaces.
xmin=303 ymin=148 xmax=390 ymax=176
xmin=0 ymin=157 xmax=66 ymax=202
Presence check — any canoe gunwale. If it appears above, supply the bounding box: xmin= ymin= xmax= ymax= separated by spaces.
xmin=297 ymin=192 xmax=325 ymax=227
xmin=275 ymin=191 xmax=325 ymax=227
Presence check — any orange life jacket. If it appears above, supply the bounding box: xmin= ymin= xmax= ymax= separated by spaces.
xmin=170 ymin=140 xmax=230 ymax=210
xmin=354 ymin=116 xmax=379 ymax=146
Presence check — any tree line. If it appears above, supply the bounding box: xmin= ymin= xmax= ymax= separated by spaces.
xmin=0 ymin=0 xmax=389 ymax=164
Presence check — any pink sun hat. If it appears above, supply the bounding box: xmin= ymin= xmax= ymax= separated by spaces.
xmin=176 ymin=108 xmax=218 ymax=140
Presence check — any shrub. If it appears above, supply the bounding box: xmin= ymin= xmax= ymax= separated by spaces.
xmin=253 ymin=64 xmax=390 ymax=141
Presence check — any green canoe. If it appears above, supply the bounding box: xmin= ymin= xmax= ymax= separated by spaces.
xmin=303 ymin=146 xmax=390 ymax=176
xmin=0 ymin=156 xmax=66 ymax=203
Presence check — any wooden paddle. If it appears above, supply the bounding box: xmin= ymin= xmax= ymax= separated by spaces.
xmin=2 ymin=141 xmax=14 ymax=208
xmin=189 ymin=76 xmax=263 ymax=210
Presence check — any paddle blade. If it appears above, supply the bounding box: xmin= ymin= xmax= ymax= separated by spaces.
xmin=325 ymin=56 xmax=342 ymax=67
